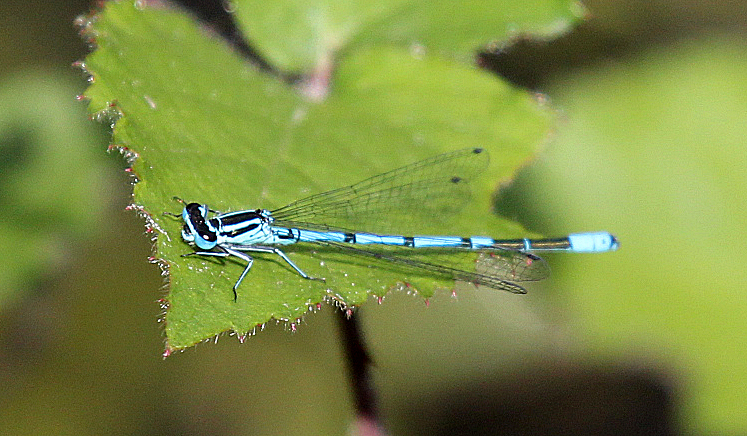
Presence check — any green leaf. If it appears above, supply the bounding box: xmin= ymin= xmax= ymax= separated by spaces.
xmin=234 ymin=0 xmax=583 ymax=70
xmin=82 ymin=0 xmax=566 ymax=350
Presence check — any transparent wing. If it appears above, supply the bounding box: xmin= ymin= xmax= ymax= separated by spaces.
xmin=271 ymin=147 xmax=489 ymax=235
xmin=475 ymin=250 xmax=550 ymax=282
xmin=299 ymin=240 xmax=550 ymax=294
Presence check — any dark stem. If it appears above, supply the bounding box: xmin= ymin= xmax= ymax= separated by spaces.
xmin=336 ymin=308 xmax=382 ymax=428
xmin=171 ymin=0 xmax=300 ymax=83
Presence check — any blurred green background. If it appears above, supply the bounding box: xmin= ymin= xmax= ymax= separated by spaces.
xmin=1 ymin=0 xmax=746 ymax=435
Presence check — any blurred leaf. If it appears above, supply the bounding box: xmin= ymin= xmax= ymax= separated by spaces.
xmin=234 ymin=0 xmax=583 ymax=70
xmin=502 ymin=36 xmax=747 ymax=433
xmin=83 ymin=0 xmax=564 ymax=350
xmin=0 ymin=72 xmax=108 ymax=307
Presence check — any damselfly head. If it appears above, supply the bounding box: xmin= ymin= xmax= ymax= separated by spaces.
xmin=181 ymin=202 xmax=218 ymax=249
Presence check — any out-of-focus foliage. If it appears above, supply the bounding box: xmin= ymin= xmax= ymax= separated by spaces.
xmin=0 ymin=72 xmax=109 ymax=307
xmin=498 ymin=35 xmax=747 ymax=433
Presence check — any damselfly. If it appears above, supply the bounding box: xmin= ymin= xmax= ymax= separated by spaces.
xmin=174 ymin=148 xmax=618 ymax=300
